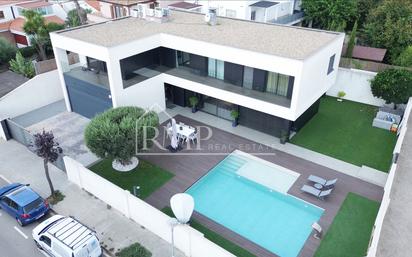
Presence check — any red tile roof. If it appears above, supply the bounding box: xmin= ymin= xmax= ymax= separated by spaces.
xmin=0 ymin=21 xmax=12 ymax=31
xmin=9 ymin=15 xmax=64 ymax=33
xmin=342 ymin=45 xmax=387 ymax=62
xmin=16 ymin=0 xmax=51 ymax=9
xmin=85 ymin=0 xmax=101 ymax=11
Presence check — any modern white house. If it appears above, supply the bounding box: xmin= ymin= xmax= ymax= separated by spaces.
xmin=50 ymin=8 xmax=344 ymax=138
xmin=167 ymin=0 xmax=303 ymax=25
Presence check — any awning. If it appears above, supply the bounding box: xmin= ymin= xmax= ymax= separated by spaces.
xmin=249 ymin=1 xmax=279 ymax=8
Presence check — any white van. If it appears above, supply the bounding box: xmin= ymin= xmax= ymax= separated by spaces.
xmin=32 ymin=215 xmax=102 ymax=257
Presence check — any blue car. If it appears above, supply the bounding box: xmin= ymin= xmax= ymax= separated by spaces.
xmin=0 ymin=183 xmax=50 ymax=226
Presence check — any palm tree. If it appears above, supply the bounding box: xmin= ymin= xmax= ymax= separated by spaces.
xmin=72 ymin=0 xmax=87 ymax=25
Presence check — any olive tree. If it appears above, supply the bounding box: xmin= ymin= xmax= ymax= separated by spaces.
xmin=370 ymin=69 xmax=412 ymax=108
xmin=85 ymin=107 xmax=159 ymax=170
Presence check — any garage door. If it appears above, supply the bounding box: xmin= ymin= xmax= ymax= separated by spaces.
xmin=64 ymin=74 xmax=112 ymax=119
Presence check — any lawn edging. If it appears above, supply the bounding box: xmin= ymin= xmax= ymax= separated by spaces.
xmin=162 ymin=207 xmax=257 ymax=257
xmin=314 ymin=192 xmax=380 ymax=257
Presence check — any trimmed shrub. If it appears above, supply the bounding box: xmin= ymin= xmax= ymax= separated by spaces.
xmin=85 ymin=107 xmax=159 ymax=164
xmin=115 ymin=243 xmax=152 ymax=257
xmin=0 ymin=38 xmax=17 ymax=65
xmin=370 ymin=69 xmax=412 ymax=108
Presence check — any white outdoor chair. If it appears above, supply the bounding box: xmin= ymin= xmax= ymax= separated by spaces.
xmin=188 ymin=132 xmax=198 ymax=144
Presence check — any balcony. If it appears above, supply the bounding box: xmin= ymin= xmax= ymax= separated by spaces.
xmin=165 ymin=66 xmax=291 ymax=108
xmin=63 ymin=66 xmax=110 ymax=90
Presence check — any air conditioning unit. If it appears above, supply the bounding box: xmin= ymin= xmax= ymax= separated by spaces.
xmin=131 ymin=4 xmax=146 ymax=18
xmin=205 ymin=7 xmax=217 ymax=26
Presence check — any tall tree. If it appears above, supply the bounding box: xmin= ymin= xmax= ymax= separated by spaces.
xmin=66 ymin=9 xmax=81 ymax=27
xmin=301 ymin=0 xmax=358 ymax=31
xmin=32 ymin=130 xmax=63 ymax=196
xmin=363 ymin=0 xmax=412 ymax=63
xmin=72 ymin=0 xmax=87 ymax=25
xmin=394 ymin=46 xmax=412 ymax=68
xmin=22 ymin=10 xmax=64 ymax=60
xmin=346 ymin=20 xmax=358 ymax=58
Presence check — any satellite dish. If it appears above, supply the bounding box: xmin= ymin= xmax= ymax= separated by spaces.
xmin=170 ymin=193 xmax=194 ymax=224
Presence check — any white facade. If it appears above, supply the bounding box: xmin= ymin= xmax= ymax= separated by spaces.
xmin=183 ymin=0 xmax=297 ymax=22
xmin=51 ymin=31 xmax=343 ymax=122
xmin=0 ymin=4 xmax=15 ymax=23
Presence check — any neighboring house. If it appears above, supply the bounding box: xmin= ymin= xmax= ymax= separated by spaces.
xmin=0 ymin=0 xmax=65 ymax=48
xmin=50 ymin=9 xmax=344 ymax=138
xmin=164 ymin=0 xmax=303 ymax=25
xmin=97 ymin=0 xmax=155 ymax=19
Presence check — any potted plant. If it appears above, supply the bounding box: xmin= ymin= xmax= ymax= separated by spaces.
xmin=230 ymin=109 xmax=240 ymax=127
xmin=189 ymin=96 xmax=199 ymax=113
xmin=337 ymin=91 xmax=346 ymax=102
xmin=85 ymin=107 xmax=159 ymax=172
xmin=279 ymin=129 xmax=289 ymax=144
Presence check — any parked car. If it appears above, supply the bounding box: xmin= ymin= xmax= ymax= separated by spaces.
xmin=0 ymin=183 xmax=50 ymax=226
xmin=33 ymin=215 xmax=103 ymax=257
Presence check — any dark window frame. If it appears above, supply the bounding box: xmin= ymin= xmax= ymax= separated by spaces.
xmin=0 ymin=11 xmax=4 ymax=19
xmin=327 ymin=54 xmax=335 ymax=75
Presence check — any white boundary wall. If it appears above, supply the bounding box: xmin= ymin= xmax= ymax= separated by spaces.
xmin=0 ymin=70 xmax=63 ymax=119
xmin=64 ymin=156 xmax=235 ymax=257
xmin=327 ymin=68 xmax=385 ymax=106
xmin=366 ymin=98 xmax=412 ymax=257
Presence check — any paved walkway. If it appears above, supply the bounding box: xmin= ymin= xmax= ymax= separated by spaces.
xmin=0 ymin=71 xmax=28 ymax=98
xmin=27 ymin=111 xmax=99 ymax=167
xmin=161 ymin=106 xmax=388 ymax=187
xmin=0 ymin=139 xmax=184 ymax=257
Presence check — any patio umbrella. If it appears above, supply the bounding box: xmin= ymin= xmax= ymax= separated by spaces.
xmin=171 ymin=118 xmax=178 ymax=150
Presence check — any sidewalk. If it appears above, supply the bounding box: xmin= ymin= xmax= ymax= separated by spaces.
xmin=53 ymin=183 xmax=185 ymax=257
xmin=0 ymin=139 xmax=184 ymax=257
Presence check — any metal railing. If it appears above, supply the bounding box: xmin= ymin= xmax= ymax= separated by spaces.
xmin=270 ymin=11 xmax=304 ymax=25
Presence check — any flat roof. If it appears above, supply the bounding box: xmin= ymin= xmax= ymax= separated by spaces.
xmin=57 ymin=10 xmax=342 ymax=60
xmin=376 ymin=109 xmax=412 ymax=257
xmin=250 ymin=1 xmax=279 ymax=8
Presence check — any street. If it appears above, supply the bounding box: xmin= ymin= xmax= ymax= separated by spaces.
xmin=0 ymin=176 xmax=49 ymax=257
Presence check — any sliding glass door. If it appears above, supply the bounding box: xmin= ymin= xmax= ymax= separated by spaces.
xmin=266 ymin=72 xmax=289 ymax=97
xmin=208 ymin=58 xmax=224 ymax=80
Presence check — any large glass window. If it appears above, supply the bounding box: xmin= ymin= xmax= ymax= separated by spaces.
xmin=266 ymin=72 xmax=289 ymax=97
xmin=327 ymin=54 xmax=335 ymax=75
xmin=208 ymin=58 xmax=224 ymax=80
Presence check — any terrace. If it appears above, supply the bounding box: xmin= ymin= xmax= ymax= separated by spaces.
xmin=91 ymin=111 xmax=383 ymax=257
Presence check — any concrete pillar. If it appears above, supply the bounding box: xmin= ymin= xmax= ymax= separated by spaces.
xmin=53 ymin=47 xmax=72 ymax=112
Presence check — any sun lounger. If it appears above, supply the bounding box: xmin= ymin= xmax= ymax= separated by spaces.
xmin=308 ymin=175 xmax=338 ymax=188
xmin=301 ymin=185 xmax=333 ymax=200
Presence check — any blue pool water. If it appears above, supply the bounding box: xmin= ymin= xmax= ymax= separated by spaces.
xmin=186 ymin=152 xmax=324 ymax=257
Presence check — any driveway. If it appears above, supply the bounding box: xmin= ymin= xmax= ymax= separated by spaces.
xmin=0 ymin=71 xmax=29 ymax=97
xmin=26 ymin=112 xmax=99 ymax=166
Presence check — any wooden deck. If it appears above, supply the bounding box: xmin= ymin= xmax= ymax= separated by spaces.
xmin=142 ymin=115 xmax=383 ymax=257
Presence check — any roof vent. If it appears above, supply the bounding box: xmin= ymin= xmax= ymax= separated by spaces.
xmin=131 ymin=4 xmax=170 ymax=23
xmin=205 ymin=7 xmax=217 ymax=26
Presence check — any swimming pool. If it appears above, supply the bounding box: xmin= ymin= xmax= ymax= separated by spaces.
xmin=186 ymin=151 xmax=324 ymax=257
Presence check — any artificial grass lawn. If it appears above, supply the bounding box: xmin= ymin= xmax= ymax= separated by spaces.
xmin=89 ymin=158 xmax=174 ymax=199
xmin=162 ymin=207 xmax=257 ymax=257
xmin=291 ymin=96 xmax=397 ymax=172
xmin=314 ymin=193 xmax=380 ymax=257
